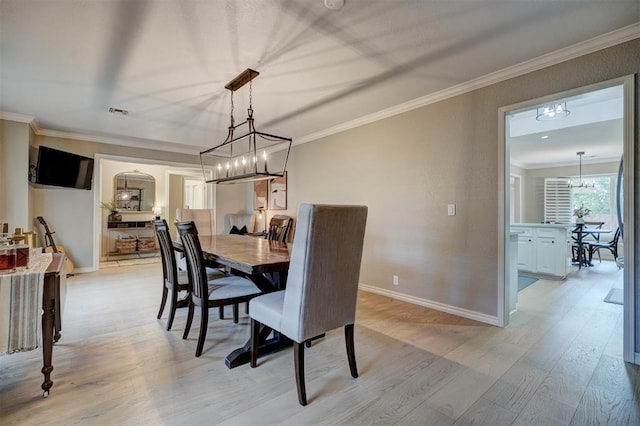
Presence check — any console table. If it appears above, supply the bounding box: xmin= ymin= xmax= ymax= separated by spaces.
xmin=106 ymin=220 xmax=158 ymax=260
xmin=0 ymin=252 xmax=66 ymax=396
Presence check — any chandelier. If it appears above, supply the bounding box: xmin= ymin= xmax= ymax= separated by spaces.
xmin=536 ymin=101 xmax=570 ymax=121
xmin=200 ymin=69 xmax=292 ymax=184
xmin=568 ymin=151 xmax=594 ymax=188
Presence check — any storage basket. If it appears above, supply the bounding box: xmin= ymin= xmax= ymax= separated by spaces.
xmin=137 ymin=236 xmax=156 ymax=251
xmin=116 ymin=235 xmax=137 ymax=253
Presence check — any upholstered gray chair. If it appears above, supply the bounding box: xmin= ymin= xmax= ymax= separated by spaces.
xmin=249 ymin=204 xmax=368 ymax=405
xmin=154 ymin=219 xmax=225 ymax=331
xmin=176 ymin=221 xmax=263 ymax=357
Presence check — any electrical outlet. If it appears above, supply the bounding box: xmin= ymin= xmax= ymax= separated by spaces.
xmin=447 ymin=204 xmax=456 ymax=216
xmin=393 ymin=275 xmax=399 ymax=286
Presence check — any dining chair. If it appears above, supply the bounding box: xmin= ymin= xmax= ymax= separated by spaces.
xmin=153 ymin=219 xmax=225 ymax=331
xmin=249 ymin=204 xmax=368 ymax=406
xmin=235 ymin=214 xmax=293 ymax=316
xmin=588 ymin=227 xmax=621 ymax=266
xmin=582 ymin=221 xmax=604 ymax=261
xmin=266 ymin=214 xmax=293 ymax=242
xmin=176 ymin=221 xmax=263 ymax=357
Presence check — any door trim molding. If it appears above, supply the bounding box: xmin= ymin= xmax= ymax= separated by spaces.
xmin=498 ymin=75 xmax=636 ymax=365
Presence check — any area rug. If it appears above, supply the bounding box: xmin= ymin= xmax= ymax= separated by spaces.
xmin=518 ymin=275 xmax=538 ymax=291
xmin=604 ymin=288 xmax=624 ymax=305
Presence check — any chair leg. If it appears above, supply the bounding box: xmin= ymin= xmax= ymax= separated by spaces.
xmin=195 ymin=305 xmax=209 ymax=357
xmin=294 ymin=342 xmax=307 ymax=406
xmin=219 ymin=306 xmax=225 ymax=320
xmin=233 ymin=303 xmax=239 ymax=323
xmin=345 ymin=324 xmax=358 ymax=379
xmin=157 ymin=286 xmax=168 ymax=319
xmin=183 ymin=300 xmax=194 ymax=340
xmin=245 ymin=302 xmax=249 ymax=314
xmin=250 ymin=319 xmax=260 ymax=368
xmin=166 ymin=288 xmax=178 ymax=331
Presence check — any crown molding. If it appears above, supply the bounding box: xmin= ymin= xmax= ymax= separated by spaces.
xmin=37 ymin=128 xmax=203 ymax=156
xmin=296 ymin=23 xmax=640 ymax=146
xmin=0 ymin=112 xmax=42 ymax=135
xmin=0 ymin=111 xmax=34 ymax=124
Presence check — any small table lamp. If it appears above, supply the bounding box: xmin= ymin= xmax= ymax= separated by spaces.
xmin=255 ymin=209 xmax=267 ymax=234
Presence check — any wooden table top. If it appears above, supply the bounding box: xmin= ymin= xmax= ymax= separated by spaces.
xmin=176 ymin=233 xmax=291 ymax=275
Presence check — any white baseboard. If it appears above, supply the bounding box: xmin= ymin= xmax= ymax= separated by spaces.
xmin=358 ymin=284 xmax=500 ymax=326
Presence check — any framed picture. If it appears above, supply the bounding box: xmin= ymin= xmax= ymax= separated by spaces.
xmin=269 ymin=172 xmax=287 ymax=210
xmin=253 ymin=180 xmax=268 ymax=210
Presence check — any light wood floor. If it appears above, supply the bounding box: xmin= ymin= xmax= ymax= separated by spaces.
xmin=1 ymin=261 xmax=637 ymax=425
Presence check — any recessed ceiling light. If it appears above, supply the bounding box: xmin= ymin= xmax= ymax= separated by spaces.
xmin=541 ymin=135 xmax=549 ymax=139
xmin=108 ymin=107 xmax=129 ymax=115
xmin=324 ymin=0 xmax=345 ymax=11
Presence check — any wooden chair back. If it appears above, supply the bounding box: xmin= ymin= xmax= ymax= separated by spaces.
xmin=175 ymin=221 xmax=208 ymax=303
xmin=266 ymin=215 xmax=293 ymax=242
xmin=153 ymin=219 xmax=179 ymax=290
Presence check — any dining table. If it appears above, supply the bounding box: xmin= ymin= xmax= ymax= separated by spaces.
xmin=571 ymin=224 xmax=612 ymax=268
xmin=173 ymin=233 xmax=291 ymax=368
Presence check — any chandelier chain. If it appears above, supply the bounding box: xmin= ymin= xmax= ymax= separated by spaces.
xmin=248 ymin=78 xmax=253 ymax=118
xmin=230 ymin=90 xmax=235 ymax=127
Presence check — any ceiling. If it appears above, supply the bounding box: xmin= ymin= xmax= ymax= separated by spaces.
xmin=509 ymin=85 xmax=625 ymax=169
xmin=1 ymin=0 xmax=639 ymax=158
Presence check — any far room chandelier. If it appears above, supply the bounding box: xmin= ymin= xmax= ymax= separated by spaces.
xmin=568 ymin=151 xmax=594 ymax=188
xmin=536 ymin=101 xmax=570 ymax=121
xmin=200 ymin=68 xmax=292 ymax=184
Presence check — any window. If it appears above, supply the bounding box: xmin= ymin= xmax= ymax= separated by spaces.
xmin=544 ymin=178 xmax=572 ymax=224
xmin=572 ymin=173 xmax=619 ymax=231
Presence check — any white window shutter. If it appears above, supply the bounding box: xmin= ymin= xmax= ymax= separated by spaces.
xmin=544 ymin=178 xmax=572 ymax=224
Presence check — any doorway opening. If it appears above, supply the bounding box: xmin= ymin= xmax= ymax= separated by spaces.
xmin=498 ymin=75 xmax=636 ymax=364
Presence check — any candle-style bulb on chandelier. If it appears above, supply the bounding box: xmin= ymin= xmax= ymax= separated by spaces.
xmin=200 ymin=69 xmax=292 ymax=184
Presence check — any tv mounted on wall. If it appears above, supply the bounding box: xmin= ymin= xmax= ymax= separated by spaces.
xmin=35 ymin=146 xmax=94 ymax=190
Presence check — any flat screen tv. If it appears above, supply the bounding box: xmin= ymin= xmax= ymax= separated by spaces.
xmin=36 ymin=146 xmax=94 ymax=190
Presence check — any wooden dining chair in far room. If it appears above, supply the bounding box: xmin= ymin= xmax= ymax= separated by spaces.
xmin=249 ymin=204 xmax=368 ymax=406
xmin=153 ymin=220 xmax=225 ymax=331
xmin=176 ymin=221 xmax=263 ymax=357
xmin=266 ymin=214 xmax=293 ymax=242
xmin=588 ymin=227 xmax=622 ymax=267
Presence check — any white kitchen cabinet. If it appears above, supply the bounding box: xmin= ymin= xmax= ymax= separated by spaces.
xmin=511 ymin=224 xmax=569 ymax=278
xmin=517 ymin=232 xmax=536 ymax=272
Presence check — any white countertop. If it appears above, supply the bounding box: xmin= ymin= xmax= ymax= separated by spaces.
xmin=511 ymin=223 xmax=570 ymax=229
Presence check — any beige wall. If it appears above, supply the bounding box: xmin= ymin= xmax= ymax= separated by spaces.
xmin=0 ymin=120 xmax=30 ymax=230
xmin=257 ymin=39 xmax=640 ymax=321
